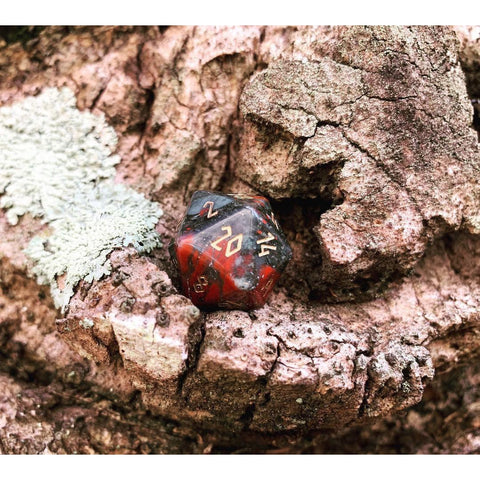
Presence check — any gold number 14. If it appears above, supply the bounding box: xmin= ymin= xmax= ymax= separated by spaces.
xmin=257 ymin=232 xmax=277 ymax=257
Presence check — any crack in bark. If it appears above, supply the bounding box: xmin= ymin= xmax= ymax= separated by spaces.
xmin=238 ymin=326 xmax=282 ymax=430
xmin=364 ymin=94 xmax=418 ymax=102
xmin=90 ymin=78 xmax=111 ymax=111
xmin=137 ymin=88 xmax=156 ymax=179
xmin=340 ymin=128 xmax=426 ymax=223
xmin=178 ymin=313 xmax=207 ymax=402
xmin=357 ymin=363 xmax=373 ymax=419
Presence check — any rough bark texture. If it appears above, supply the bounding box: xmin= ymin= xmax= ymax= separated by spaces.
xmin=455 ymin=26 xmax=480 ymax=137
xmin=1 ymin=26 xmax=480 ymax=453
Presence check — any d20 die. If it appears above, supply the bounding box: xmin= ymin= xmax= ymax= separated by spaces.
xmin=170 ymin=190 xmax=292 ymax=310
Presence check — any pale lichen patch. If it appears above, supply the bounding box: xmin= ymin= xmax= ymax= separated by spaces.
xmin=0 ymin=88 xmax=163 ymax=310
xmin=0 ymin=88 xmax=119 ymax=225
xmin=79 ymin=318 xmax=95 ymax=329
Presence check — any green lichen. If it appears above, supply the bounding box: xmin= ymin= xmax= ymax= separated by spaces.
xmin=0 ymin=87 xmax=163 ymax=310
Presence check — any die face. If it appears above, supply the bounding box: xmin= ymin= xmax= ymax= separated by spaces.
xmin=171 ymin=191 xmax=292 ymax=310
xmin=179 ymin=191 xmax=243 ymax=236
xmin=248 ymin=201 xmax=292 ymax=273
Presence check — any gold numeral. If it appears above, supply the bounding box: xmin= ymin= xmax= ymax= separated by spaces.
xmin=193 ymin=276 xmax=208 ymax=293
xmin=211 ymin=225 xmax=232 ymax=251
xmin=225 ymin=234 xmax=243 ymax=257
xmin=203 ymin=201 xmax=218 ymax=219
xmin=260 ymin=277 xmax=275 ymax=293
xmin=257 ymin=232 xmax=277 ymax=257
xmin=210 ymin=225 xmax=243 ymax=257
xmin=259 ymin=244 xmax=277 ymax=257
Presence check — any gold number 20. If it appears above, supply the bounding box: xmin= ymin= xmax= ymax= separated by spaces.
xmin=211 ymin=225 xmax=243 ymax=258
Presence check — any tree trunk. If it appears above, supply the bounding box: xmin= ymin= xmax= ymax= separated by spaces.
xmin=0 ymin=25 xmax=479 ymax=454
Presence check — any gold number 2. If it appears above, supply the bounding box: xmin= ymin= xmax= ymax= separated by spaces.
xmin=203 ymin=201 xmax=218 ymax=218
xmin=211 ymin=225 xmax=243 ymax=258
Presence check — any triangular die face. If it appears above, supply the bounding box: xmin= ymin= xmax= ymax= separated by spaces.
xmin=231 ymin=194 xmax=273 ymax=218
xmin=181 ymin=207 xmax=255 ymax=261
xmin=180 ymin=190 xmax=242 ymax=235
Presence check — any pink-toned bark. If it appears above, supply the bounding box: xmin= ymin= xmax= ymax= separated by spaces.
xmin=1 ymin=26 xmax=480 ymax=453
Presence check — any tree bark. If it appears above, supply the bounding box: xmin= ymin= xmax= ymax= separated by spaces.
xmin=0 ymin=25 xmax=479 ymax=453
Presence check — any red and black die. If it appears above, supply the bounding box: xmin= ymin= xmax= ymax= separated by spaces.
xmin=169 ymin=190 xmax=292 ymax=310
